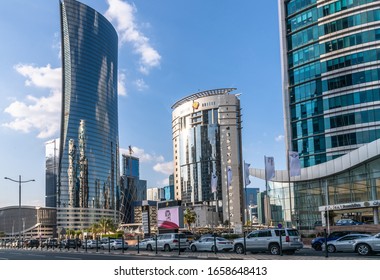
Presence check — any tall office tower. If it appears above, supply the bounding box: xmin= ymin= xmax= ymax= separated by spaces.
xmin=45 ymin=138 xmax=60 ymax=208
xmin=279 ymin=0 xmax=380 ymax=168
xmin=57 ymin=0 xmax=120 ymax=230
xmin=172 ymin=88 xmax=244 ymax=227
xmin=120 ymin=154 xmax=147 ymax=224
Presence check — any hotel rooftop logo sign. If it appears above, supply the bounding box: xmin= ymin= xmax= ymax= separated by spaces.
xmin=192 ymin=101 xmax=200 ymax=110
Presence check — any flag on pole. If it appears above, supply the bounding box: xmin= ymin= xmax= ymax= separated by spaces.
xmin=289 ymin=151 xmax=301 ymax=177
xmin=264 ymin=156 xmax=275 ymax=181
xmin=211 ymin=172 xmax=218 ymax=193
xmin=227 ymin=166 xmax=232 ymax=188
xmin=244 ymin=162 xmax=251 ymax=186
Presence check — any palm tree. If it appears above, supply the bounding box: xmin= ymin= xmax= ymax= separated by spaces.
xmin=98 ymin=217 xmax=115 ymax=235
xmin=89 ymin=223 xmax=101 ymax=239
xmin=184 ymin=208 xmax=196 ymax=230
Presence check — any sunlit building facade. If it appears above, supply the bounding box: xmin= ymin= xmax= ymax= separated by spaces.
xmin=280 ymin=0 xmax=380 ymax=167
xmin=172 ymin=88 xmax=244 ymax=227
xmin=0 ymin=206 xmax=57 ymax=241
xmin=57 ymin=0 xmax=120 ymax=230
xmin=255 ymin=0 xmax=380 ymax=229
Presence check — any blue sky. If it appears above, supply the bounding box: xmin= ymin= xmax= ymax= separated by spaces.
xmin=0 ymin=0 xmax=286 ymax=207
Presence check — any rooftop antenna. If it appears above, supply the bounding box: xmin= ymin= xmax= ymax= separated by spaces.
xmin=128 ymin=145 xmax=134 ymax=156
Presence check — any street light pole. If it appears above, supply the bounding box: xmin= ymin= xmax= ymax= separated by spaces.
xmin=4 ymin=175 xmax=35 ymax=247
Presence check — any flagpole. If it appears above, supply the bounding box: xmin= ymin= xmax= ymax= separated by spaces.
xmin=287 ymin=150 xmax=293 ymax=228
xmin=244 ymin=160 xmax=248 ymax=227
xmin=264 ymin=156 xmax=269 ymax=228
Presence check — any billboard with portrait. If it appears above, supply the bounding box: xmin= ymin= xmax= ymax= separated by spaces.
xmin=157 ymin=207 xmax=180 ymax=229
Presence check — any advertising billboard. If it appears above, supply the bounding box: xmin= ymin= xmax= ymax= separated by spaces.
xmin=157 ymin=207 xmax=181 ymax=230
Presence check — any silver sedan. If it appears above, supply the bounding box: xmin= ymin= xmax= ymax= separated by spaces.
xmin=321 ymin=234 xmax=371 ymax=253
xmin=189 ymin=237 xmax=233 ymax=252
xmin=353 ymin=232 xmax=380 ymax=256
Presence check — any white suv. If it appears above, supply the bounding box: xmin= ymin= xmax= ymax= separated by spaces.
xmin=146 ymin=233 xmax=188 ymax=252
xmin=233 ymin=228 xmax=303 ymax=255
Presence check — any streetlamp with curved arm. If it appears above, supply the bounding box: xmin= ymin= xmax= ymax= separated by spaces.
xmin=4 ymin=175 xmax=35 ymax=247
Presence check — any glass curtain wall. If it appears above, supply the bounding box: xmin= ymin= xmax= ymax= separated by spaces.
xmin=283 ymin=0 xmax=380 ymax=167
xmin=58 ymin=0 xmax=120 ymax=225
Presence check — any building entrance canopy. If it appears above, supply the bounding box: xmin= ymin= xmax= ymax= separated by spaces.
xmin=319 ymin=200 xmax=380 ymax=212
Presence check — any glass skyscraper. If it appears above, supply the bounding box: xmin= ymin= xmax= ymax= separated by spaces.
xmin=45 ymin=138 xmax=60 ymax=208
xmin=120 ymin=154 xmax=147 ymax=224
xmin=57 ymin=0 xmax=120 ymax=230
xmin=255 ymin=0 xmax=380 ymax=229
xmin=172 ymin=88 xmax=244 ymax=227
xmin=279 ymin=0 xmax=380 ymax=168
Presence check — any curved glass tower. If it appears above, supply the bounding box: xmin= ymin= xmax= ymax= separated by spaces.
xmin=279 ymin=0 xmax=380 ymax=168
xmin=172 ymin=88 xmax=244 ymax=227
xmin=58 ymin=0 xmax=120 ymax=230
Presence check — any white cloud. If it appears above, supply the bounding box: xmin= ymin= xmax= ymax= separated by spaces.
xmin=15 ymin=63 xmax=61 ymax=89
xmin=120 ymin=146 xmax=164 ymax=163
xmin=153 ymin=161 xmax=173 ymax=175
xmin=275 ymin=135 xmax=285 ymax=142
xmin=105 ymin=0 xmax=161 ymax=74
xmin=3 ymin=64 xmax=61 ymax=139
xmin=134 ymin=78 xmax=148 ymax=91
xmin=118 ymin=70 xmax=127 ymax=96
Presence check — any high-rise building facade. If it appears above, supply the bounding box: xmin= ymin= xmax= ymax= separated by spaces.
xmin=120 ymin=154 xmax=147 ymax=224
xmin=57 ymin=0 xmax=120 ymax=230
xmin=250 ymin=0 xmax=380 ymax=229
xmin=172 ymin=88 xmax=244 ymax=227
xmin=45 ymin=138 xmax=60 ymax=208
xmin=279 ymin=0 xmax=380 ymax=168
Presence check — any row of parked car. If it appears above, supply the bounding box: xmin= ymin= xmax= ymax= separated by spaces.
xmin=137 ymin=228 xmax=380 ymax=256
xmin=311 ymin=231 xmax=380 ymax=256
xmin=135 ymin=228 xmax=304 ymax=255
xmin=2 ymin=237 xmax=129 ymax=250
xmin=81 ymin=238 xmax=129 ymax=250
xmin=6 ymin=228 xmax=380 ymax=256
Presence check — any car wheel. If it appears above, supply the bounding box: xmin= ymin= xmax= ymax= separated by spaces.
xmin=211 ymin=245 xmax=218 ymax=252
xmin=190 ymin=245 xmax=197 ymax=252
xmin=357 ymin=243 xmax=371 ymax=256
xmin=164 ymin=244 xmax=171 ymax=252
xmin=269 ymin=244 xmax=280 ymax=255
xmin=235 ymin=244 xmax=245 ymax=254
xmin=327 ymin=244 xmax=336 ymax=253
xmin=147 ymin=244 xmax=153 ymax=251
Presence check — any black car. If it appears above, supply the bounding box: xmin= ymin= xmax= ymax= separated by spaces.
xmin=42 ymin=238 xmax=58 ymax=248
xmin=26 ymin=239 xmax=40 ymax=248
xmin=64 ymin=238 xmax=81 ymax=249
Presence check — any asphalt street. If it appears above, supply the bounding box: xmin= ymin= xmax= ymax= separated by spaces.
xmin=1 ymin=246 xmax=379 ymax=260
